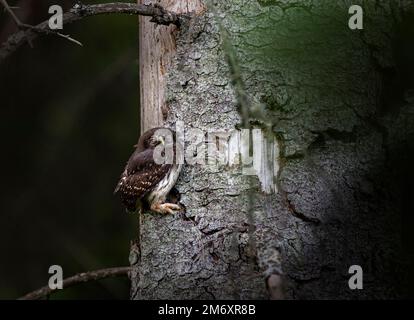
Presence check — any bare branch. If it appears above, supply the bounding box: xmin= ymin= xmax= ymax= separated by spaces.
xmin=1 ymin=0 xmax=23 ymax=27
xmin=1 ymin=0 xmax=36 ymax=47
xmin=24 ymin=23 xmax=84 ymax=47
xmin=0 ymin=2 xmax=187 ymax=63
xmin=18 ymin=266 xmax=132 ymax=300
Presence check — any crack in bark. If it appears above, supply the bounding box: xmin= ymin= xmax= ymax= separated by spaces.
xmin=203 ymin=285 xmax=216 ymax=299
xmin=309 ymin=128 xmax=357 ymax=146
xmin=200 ymin=226 xmax=226 ymax=236
xmin=283 ymin=192 xmax=321 ymax=225
xmin=275 ymin=133 xmax=321 ymax=225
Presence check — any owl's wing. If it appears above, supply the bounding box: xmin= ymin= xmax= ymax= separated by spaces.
xmin=114 ymin=148 xmax=152 ymax=194
xmin=125 ymin=148 xmax=172 ymax=198
xmin=114 ymin=149 xmax=171 ymax=211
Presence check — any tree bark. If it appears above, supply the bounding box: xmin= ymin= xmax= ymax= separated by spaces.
xmin=131 ymin=0 xmax=414 ymax=299
xmin=138 ymin=0 xmax=205 ymax=132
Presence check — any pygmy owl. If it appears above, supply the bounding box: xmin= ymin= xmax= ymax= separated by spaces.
xmin=114 ymin=127 xmax=182 ymax=214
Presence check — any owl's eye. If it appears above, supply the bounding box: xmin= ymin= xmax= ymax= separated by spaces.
xmin=150 ymin=135 xmax=164 ymax=146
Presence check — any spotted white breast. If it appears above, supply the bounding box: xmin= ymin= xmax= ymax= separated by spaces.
xmin=146 ymin=164 xmax=182 ymax=204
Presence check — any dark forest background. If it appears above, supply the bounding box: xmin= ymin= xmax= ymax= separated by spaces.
xmin=0 ymin=0 xmax=138 ymax=299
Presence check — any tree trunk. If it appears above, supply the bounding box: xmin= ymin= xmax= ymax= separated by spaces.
xmin=131 ymin=0 xmax=414 ymax=299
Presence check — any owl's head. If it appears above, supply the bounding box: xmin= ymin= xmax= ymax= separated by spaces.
xmin=136 ymin=127 xmax=175 ymax=151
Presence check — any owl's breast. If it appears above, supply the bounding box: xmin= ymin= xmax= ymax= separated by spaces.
xmin=146 ymin=164 xmax=182 ymax=204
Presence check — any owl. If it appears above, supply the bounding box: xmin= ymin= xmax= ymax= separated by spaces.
xmin=114 ymin=127 xmax=182 ymax=214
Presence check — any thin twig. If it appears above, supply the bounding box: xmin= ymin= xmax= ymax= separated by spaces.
xmin=25 ymin=24 xmax=84 ymax=47
xmin=53 ymin=32 xmax=83 ymax=46
xmin=1 ymin=0 xmax=23 ymax=27
xmin=0 ymin=2 xmax=187 ymax=63
xmin=1 ymin=0 xmax=35 ymax=47
xmin=18 ymin=266 xmax=132 ymax=300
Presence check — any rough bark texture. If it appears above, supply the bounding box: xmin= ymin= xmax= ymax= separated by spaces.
xmin=138 ymin=0 xmax=205 ymax=132
xmin=131 ymin=0 xmax=414 ymax=299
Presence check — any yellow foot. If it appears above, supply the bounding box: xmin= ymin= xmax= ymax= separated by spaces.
xmin=151 ymin=202 xmax=181 ymax=215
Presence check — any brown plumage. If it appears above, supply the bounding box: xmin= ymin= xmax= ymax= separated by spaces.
xmin=114 ymin=127 xmax=182 ymax=214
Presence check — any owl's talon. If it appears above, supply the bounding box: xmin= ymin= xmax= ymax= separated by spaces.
xmin=151 ymin=202 xmax=181 ymax=215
